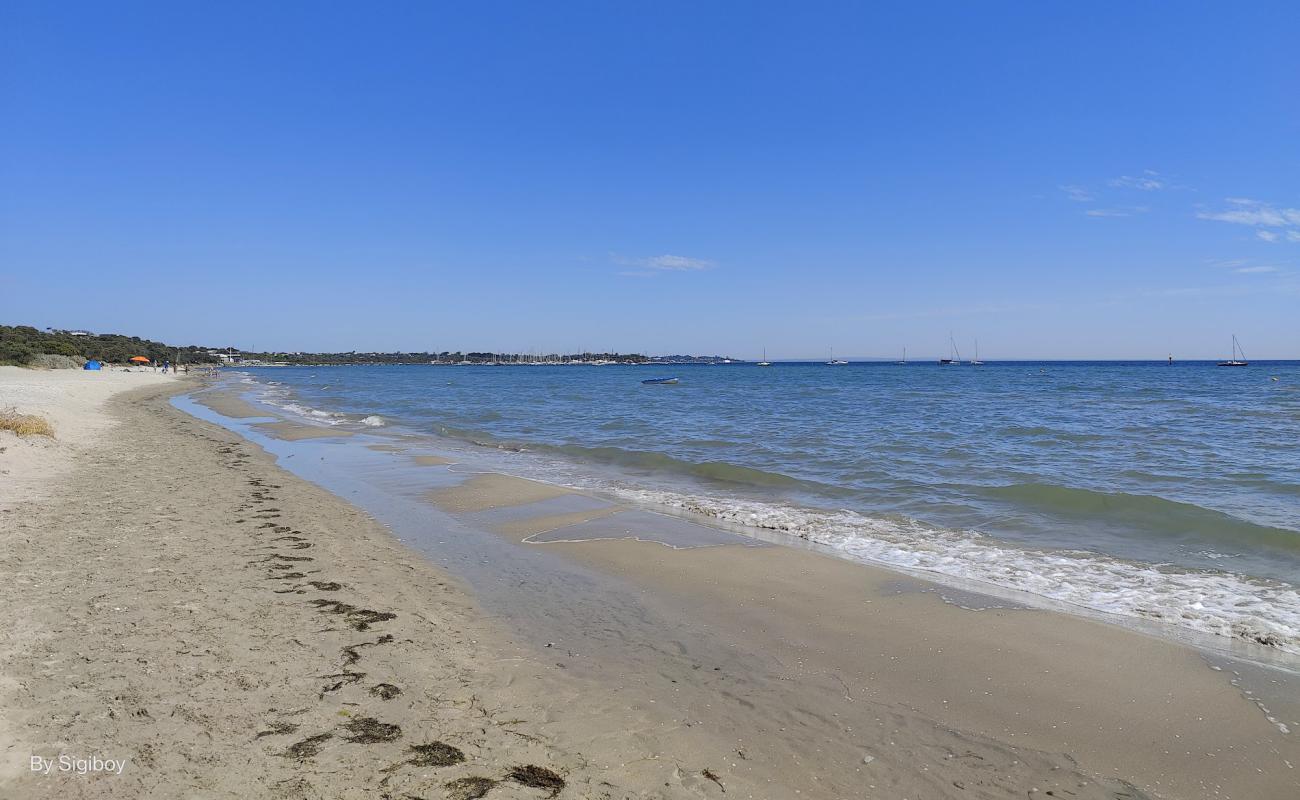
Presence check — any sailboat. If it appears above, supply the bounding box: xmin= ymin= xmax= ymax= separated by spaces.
xmin=939 ymin=333 xmax=961 ymax=365
xmin=970 ymin=339 xmax=984 ymax=366
xmin=1217 ymin=335 xmax=1248 ymax=367
xmin=826 ymin=347 xmax=848 ymax=365
xmin=757 ymin=348 xmax=772 ymax=367
xmin=896 ymin=346 xmax=906 ymax=365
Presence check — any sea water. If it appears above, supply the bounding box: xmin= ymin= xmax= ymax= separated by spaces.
xmin=235 ymin=361 xmax=1300 ymax=654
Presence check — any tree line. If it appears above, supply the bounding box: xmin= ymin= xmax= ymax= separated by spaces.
xmin=0 ymin=325 xmax=222 ymax=366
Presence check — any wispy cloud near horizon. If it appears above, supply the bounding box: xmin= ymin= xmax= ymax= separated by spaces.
xmin=1197 ymin=198 xmax=1300 ymax=243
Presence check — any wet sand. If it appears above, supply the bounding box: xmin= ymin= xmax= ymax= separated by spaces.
xmin=421 ymin=468 xmax=1300 ymax=800
xmin=426 ymin=473 xmax=573 ymax=513
xmin=191 ymin=387 xmax=271 ymax=419
xmin=412 ymin=454 xmax=455 ymax=466
xmin=253 ymin=420 xmax=356 ymax=440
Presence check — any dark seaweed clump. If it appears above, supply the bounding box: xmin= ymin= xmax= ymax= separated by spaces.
xmin=284 ymin=732 xmax=333 ymax=760
xmin=446 ymin=776 xmax=497 ymax=800
xmin=309 ymin=598 xmax=396 ymax=630
xmin=370 ymin=682 xmax=402 ymax=700
xmin=342 ymin=716 xmax=402 ymax=743
xmin=509 ymin=764 xmax=565 ymax=796
xmin=407 ymin=741 xmax=465 ymax=767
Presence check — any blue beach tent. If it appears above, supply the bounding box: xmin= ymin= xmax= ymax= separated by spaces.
xmin=83 ymin=359 xmax=102 ymax=370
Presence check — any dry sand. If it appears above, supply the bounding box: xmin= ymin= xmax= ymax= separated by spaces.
xmin=2 ymin=369 xmax=1296 ymax=799
xmin=0 ymin=377 xmax=629 ymax=798
xmin=0 ymin=367 xmax=178 ymax=506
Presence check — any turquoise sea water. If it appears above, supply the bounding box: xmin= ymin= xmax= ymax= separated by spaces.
xmin=237 ymin=361 xmax=1300 ymax=653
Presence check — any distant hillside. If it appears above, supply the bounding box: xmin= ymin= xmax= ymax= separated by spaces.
xmin=0 ymin=325 xmax=221 ymax=366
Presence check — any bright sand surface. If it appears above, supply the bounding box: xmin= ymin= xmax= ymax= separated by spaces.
xmin=1 ymin=368 xmax=1296 ymax=798
xmin=0 ymin=366 xmax=179 ymax=505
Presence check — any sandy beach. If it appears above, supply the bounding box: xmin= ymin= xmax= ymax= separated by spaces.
xmin=1 ymin=369 xmax=1296 ymax=799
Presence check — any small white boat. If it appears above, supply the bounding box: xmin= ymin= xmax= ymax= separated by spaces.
xmin=642 ymin=377 xmax=680 ymax=385
xmin=757 ymin=348 xmax=772 ymax=367
xmin=826 ymin=347 xmax=848 ymax=365
xmin=970 ymin=339 xmax=984 ymax=366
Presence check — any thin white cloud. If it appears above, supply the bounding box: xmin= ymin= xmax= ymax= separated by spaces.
xmin=1060 ymin=185 xmax=1094 ymax=202
xmin=645 ymin=254 xmax=714 ymax=270
xmin=1085 ymin=206 xmax=1148 ymax=218
xmin=1235 ymin=265 xmax=1280 ymax=274
xmin=1197 ymin=198 xmax=1300 ymax=234
xmin=1108 ymin=170 xmax=1165 ymax=191
xmin=613 ymin=253 xmax=717 ymax=273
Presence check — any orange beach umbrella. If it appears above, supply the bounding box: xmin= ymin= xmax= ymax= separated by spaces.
xmin=129 ymin=356 xmax=151 ymax=363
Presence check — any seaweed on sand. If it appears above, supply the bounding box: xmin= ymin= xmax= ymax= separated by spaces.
xmin=446 ymin=776 xmax=497 ymax=800
xmin=347 ymin=609 xmax=396 ymax=630
xmin=342 ymin=716 xmax=402 ymax=744
xmin=284 ymin=732 xmax=333 ymax=760
xmin=309 ymin=598 xmax=397 ymax=630
xmin=370 ymin=683 xmax=402 ymax=700
xmin=406 ymin=741 xmax=465 ymax=767
xmin=255 ymin=721 xmax=299 ymax=739
xmin=508 ymin=765 xmax=565 ymax=796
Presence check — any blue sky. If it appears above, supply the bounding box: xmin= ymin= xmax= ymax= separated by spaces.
xmin=3 ymin=1 xmax=1298 ymax=359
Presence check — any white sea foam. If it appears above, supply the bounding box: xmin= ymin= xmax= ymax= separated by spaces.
xmin=275 ymin=401 xmax=348 ymax=424
xmin=608 ymin=486 xmax=1300 ymax=655
xmin=238 ymin=374 xmax=378 ymax=428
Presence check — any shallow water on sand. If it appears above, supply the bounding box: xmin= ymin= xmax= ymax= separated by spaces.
xmin=227 ymin=362 xmax=1300 ymax=655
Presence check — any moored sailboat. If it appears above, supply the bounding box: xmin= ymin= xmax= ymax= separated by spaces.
xmin=939 ymin=333 xmax=961 ymax=365
xmin=1217 ymin=335 xmax=1248 ymax=367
